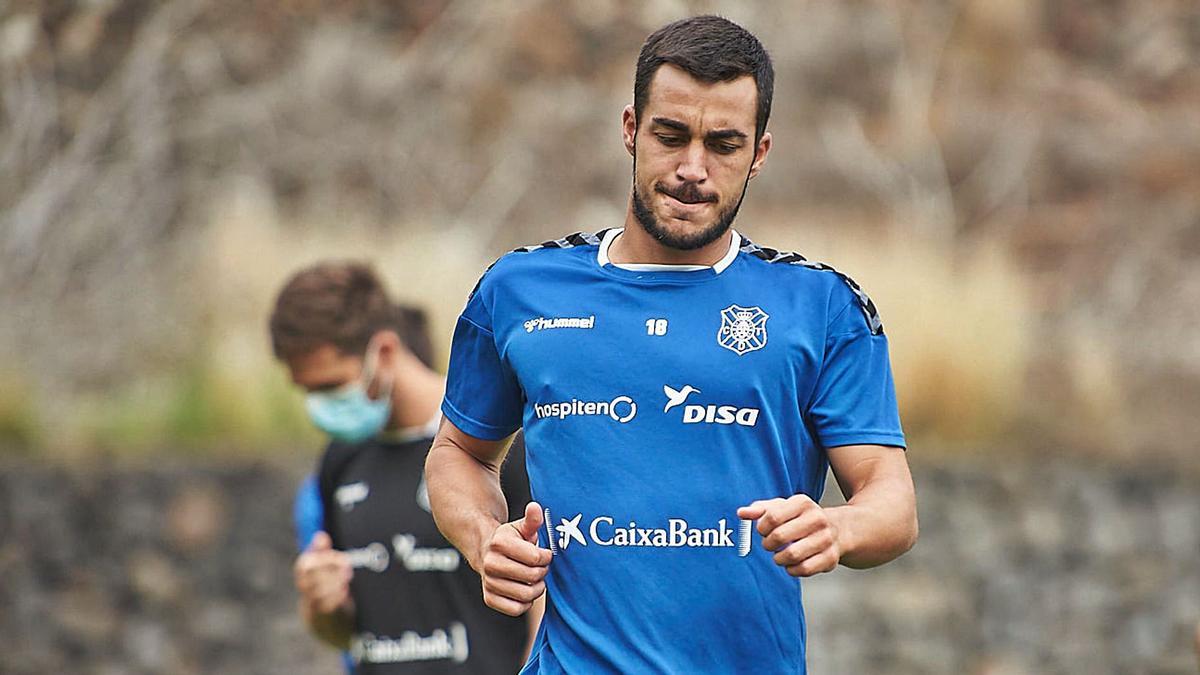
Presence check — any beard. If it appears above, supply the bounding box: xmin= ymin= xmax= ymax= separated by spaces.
xmin=630 ymin=158 xmax=752 ymax=252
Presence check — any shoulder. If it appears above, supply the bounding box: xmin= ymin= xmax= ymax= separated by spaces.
xmin=316 ymin=440 xmax=368 ymax=489
xmin=736 ymin=234 xmax=884 ymax=335
xmin=319 ymin=439 xmax=361 ymax=469
xmin=468 ymin=230 xmax=612 ymax=300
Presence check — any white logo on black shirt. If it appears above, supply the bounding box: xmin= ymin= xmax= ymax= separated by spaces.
xmin=392 ymin=534 xmax=461 ymax=572
xmin=346 ymin=542 xmax=390 ymax=572
xmin=415 ymin=477 xmax=431 ymax=513
xmin=336 ymin=481 xmax=370 ymax=511
xmin=351 ymin=623 xmax=469 ymax=664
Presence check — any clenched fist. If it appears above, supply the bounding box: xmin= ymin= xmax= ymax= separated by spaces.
xmin=477 ymin=502 xmax=552 ymax=616
xmin=294 ymin=531 xmax=353 ymax=614
xmin=738 ymin=494 xmax=842 ymax=577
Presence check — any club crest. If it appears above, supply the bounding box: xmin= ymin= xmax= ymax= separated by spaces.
xmin=717 ymin=305 xmax=769 ymax=355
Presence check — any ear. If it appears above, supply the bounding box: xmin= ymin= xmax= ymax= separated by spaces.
xmin=622 ymin=104 xmax=637 ymax=157
xmin=371 ymin=330 xmax=403 ymax=370
xmin=748 ymin=131 xmax=772 ymax=180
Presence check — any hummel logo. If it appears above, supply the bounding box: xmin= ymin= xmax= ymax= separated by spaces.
xmin=523 ymin=316 xmax=595 ymax=333
xmin=663 ymin=385 xmax=700 ymax=412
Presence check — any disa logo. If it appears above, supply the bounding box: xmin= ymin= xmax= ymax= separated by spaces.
xmin=663 ymin=385 xmax=760 ymax=427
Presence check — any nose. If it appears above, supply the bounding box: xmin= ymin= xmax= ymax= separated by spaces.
xmin=676 ymin=142 xmax=708 ymax=184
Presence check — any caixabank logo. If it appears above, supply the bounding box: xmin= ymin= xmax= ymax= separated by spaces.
xmin=544 ymin=507 xmax=753 ymax=558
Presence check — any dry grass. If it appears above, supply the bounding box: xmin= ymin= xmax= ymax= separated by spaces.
xmin=6 ymin=186 xmax=1040 ymax=456
xmin=753 ymin=217 xmax=1034 ymax=451
xmin=56 ymin=177 xmax=495 ymax=456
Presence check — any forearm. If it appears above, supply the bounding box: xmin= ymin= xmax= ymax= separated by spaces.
xmin=522 ymin=594 xmax=546 ymax=661
xmin=425 ymin=437 xmax=510 ymax=571
xmin=299 ymin=598 xmax=355 ymax=650
xmin=826 ymin=474 xmax=917 ymax=569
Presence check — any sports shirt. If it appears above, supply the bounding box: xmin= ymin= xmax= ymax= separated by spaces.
xmin=443 ymin=228 xmax=905 ymax=673
xmin=294 ymin=429 xmax=532 ymax=674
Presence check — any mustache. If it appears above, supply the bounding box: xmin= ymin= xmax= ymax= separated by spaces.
xmin=655 ymin=182 xmax=718 ymax=204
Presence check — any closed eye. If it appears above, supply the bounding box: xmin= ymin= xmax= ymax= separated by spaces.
xmin=309 ymin=380 xmax=355 ymax=394
xmin=708 ymin=140 xmax=740 ymax=155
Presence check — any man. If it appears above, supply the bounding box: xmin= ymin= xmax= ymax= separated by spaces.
xmin=269 ymin=261 xmax=542 ymax=674
xmin=425 ymin=15 xmax=917 ymax=674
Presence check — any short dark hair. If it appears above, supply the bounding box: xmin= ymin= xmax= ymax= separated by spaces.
xmin=634 ymin=15 xmax=774 ymax=140
xmin=269 ymin=261 xmax=435 ymax=368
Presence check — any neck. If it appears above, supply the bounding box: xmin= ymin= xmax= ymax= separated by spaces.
xmin=384 ymin=357 xmax=444 ymax=431
xmin=614 ymin=207 xmax=733 ymax=267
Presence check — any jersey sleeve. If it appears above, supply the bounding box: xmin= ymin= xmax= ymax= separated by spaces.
xmin=441 ymin=277 xmax=525 ymax=440
xmin=806 ymin=295 xmax=906 ymax=449
xmin=293 ymin=474 xmax=324 ymax=551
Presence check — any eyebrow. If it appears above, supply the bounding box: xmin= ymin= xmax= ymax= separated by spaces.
xmin=650 ymin=117 xmax=748 ymax=142
xmin=309 ymin=380 xmax=349 ymax=392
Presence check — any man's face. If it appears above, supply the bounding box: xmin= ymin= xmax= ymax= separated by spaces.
xmin=286 ymin=344 xmax=364 ymax=394
xmin=624 ymin=64 xmax=771 ymax=250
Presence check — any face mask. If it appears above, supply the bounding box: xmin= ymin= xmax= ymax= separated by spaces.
xmin=304 ymin=344 xmax=393 ymax=443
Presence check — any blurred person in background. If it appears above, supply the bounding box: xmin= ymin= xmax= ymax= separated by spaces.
xmin=425 ymin=15 xmax=916 ymax=673
xmin=269 ymin=261 xmax=541 ymax=674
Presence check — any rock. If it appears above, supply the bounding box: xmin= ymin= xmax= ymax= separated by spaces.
xmin=166 ymin=482 xmax=228 ymax=555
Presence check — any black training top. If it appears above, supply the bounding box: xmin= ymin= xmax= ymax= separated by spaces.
xmin=315 ymin=432 xmax=531 ymax=674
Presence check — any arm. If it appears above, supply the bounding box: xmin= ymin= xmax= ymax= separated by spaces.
xmin=425 ymin=418 xmax=514 ymax=571
xmin=293 ymin=531 xmax=356 ymax=649
xmin=737 ymin=444 xmax=916 ymax=576
xmin=293 ymin=477 xmax=355 ymax=649
xmin=425 ymin=417 xmax=551 ymax=616
xmin=522 ymin=594 xmax=546 ymax=661
xmin=824 ymin=444 xmax=917 ymax=568
xmin=496 ymin=433 xmax=546 ymax=659
xmin=298 ymin=593 xmax=355 ymax=650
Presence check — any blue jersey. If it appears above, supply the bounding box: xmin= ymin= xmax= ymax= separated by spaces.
xmin=443 ymin=228 xmax=905 ymax=674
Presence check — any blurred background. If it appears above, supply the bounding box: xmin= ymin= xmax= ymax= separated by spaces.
xmin=0 ymin=0 xmax=1197 ymax=673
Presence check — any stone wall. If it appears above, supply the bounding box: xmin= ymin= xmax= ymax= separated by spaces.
xmin=807 ymin=458 xmax=1200 ymax=675
xmin=1 ymin=456 xmax=1196 ymax=674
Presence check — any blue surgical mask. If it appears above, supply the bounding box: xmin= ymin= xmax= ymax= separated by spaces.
xmin=305 ymin=345 xmax=393 ymax=443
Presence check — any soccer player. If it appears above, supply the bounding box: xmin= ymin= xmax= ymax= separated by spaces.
xmin=269 ymin=261 xmax=542 ymax=674
xmin=425 ymin=15 xmax=918 ymax=673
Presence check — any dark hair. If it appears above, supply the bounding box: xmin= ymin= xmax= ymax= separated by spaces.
xmin=634 ymin=15 xmax=774 ymax=141
xmin=269 ymin=261 xmax=435 ymax=368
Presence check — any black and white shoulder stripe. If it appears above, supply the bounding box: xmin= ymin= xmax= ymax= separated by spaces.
xmin=739 ymin=235 xmax=884 ymax=335
xmin=468 ymin=230 xmax=613 ymax=300
xmin=510 ymin=230 xmax=611 ymax=254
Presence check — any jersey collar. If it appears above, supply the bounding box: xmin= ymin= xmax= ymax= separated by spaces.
xmin=597 ymin=227 xmax=740 ymax=275
xmin=380 ymin=410 xmax=441 ymax=444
